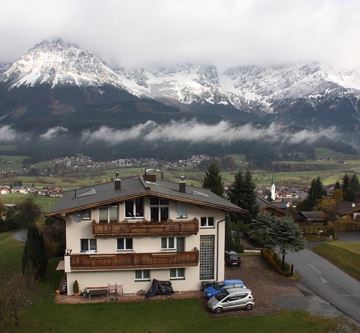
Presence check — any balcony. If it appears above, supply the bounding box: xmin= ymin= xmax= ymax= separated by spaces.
xmin=92 ymin=218 xmax=199 ymax=237
xmin=70 ymin=249 xmax=199 ymax=271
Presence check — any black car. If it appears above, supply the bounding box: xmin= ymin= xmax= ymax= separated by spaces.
xmin=225 ymin=251 xmax=241 ymax=266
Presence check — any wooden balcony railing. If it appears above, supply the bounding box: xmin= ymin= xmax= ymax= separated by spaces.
xmin=70 ymin=249 xmax=199 ymax=271
xmin=92 ymin=218 xmax=199 ymax=237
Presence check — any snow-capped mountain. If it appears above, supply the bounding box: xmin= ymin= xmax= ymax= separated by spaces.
xmin=1 ymin=38 xmax=360 ymax=133
xmin=2 ymin=38 xmax=360 ymax=114
xmin=1 ymin=39 xmax=127 ymax=89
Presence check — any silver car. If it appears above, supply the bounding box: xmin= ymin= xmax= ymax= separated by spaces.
xmin=207 ymin=287 xmax=254 ymax=313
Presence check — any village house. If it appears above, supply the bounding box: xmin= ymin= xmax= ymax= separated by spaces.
xmin=47 ymin=172 xmax=245 ymax=296
xmin=334 ymin=201 xmax=360 ymax=221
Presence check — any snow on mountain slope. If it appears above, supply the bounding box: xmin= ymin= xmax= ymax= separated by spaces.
xmin=1 ymin=38 xmax=360 ymax=114
xmin=1 ymin=39 xmax=129 ymax=90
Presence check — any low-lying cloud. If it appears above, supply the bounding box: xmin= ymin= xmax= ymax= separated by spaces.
xmin=81 ymin=120 xmax=338 ymax=145
xmin=40 ymin=126 xmax=68 ymax=140
xmin=0 ymin=125 xmax=18 ymax=142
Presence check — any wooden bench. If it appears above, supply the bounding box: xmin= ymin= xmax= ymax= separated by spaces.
xmin=85 ymin=287 xmax=108 ymax=301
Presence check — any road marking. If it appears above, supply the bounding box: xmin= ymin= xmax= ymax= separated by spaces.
xmin=308 ymin=264 xmax=322 ymax=274
xmin=319 ymin=277 xmax=328 ymax=283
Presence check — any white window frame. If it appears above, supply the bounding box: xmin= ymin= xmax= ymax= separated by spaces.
xmin=99 ymin=205 xmax=118 ymax=223
xmin=170 ymin=268 xmax=185 ymax=280
xmin=125 ymin=198 xmax=144 ymax=218
xmin=200 ymin=217 xmax=215 ymax=228
xmin=80 ymin=238 xmax=97 ymax=253
xmin=150 ymin=197 xmax=169 ymax=222
xmin=134 ymin=269 xmax=150 ymax=281
xmin=117 ymin=238 xmax=133 ymax=251
xmin=81 ymin=210 xmax=91 ymax=220
xmin=161 ymin=237 xmax=176 ymax=250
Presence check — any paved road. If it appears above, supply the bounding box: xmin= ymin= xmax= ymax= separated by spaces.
xmin=13 ymin=229 xmax=27 ymax=242
xmin=287 ymin=249 xmax=360 ymax=323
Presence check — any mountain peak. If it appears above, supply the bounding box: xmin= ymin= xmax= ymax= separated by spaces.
xmin=0 ymin=38 xmax=123 ymax=89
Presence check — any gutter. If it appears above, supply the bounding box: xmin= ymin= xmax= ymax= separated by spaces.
xmin=216 ymin=218 xmax=226 ymax=281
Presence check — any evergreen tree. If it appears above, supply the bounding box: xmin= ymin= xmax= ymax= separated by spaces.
xmin=334 ymin=181 xmax=341 ymax=190
xmin=242 ymin=171 xmax=258 ymax=221
xmin=202 ymin=162 xmax=224 ymax=197
xmin=15 ymin=197 xmax=41 ymax=227
xmin=344 ymin=174 xmax=360 ymax=202
xmin=342 ymin=174 xmax=350 ymax=191
xmin=227 ymin=170 xmax=258 ymax=225
xmin=299 ymin=177 xmax=326 ymax=210
xmin=269 ymin=218 xmax=305 ymax=270
xmin=22 ymin=225 xmax=48 ymax=282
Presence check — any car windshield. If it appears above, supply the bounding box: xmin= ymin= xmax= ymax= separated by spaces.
xmin=215 ymin=290 xmax=228 ymax=301
xmin=213 ymin=282 xmax=225 ymax=290
xmin=230 ymin=254 xmax=239 ymax=260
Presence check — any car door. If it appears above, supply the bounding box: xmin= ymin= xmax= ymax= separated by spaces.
xmin=220 ymin=295 xmax=232 ymax=309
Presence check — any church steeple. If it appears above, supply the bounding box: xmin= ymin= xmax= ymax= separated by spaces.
xmin=270 ymin=175 xmax=276 ymax=201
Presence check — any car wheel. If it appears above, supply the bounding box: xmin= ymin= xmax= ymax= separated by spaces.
xmin=215 ymin=307 xmax=223 ymax=314
xmin=245 ymin=304 xmax=254 ymax=311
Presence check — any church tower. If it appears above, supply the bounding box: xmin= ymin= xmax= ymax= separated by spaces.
xmin=270 ymin=175 xmax=276 ymax=201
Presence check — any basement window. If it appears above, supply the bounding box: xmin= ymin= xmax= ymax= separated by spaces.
xmin=135 ymin=270 xmax=150 ymax=281
xmin=170 ymin=268 xmax=185 ymax=280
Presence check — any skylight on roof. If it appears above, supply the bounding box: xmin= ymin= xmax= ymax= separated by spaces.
xmin=76 ymin=188 xmax=96 ymax=198
xmin=192 ymin=190 xmax=209 ymax=198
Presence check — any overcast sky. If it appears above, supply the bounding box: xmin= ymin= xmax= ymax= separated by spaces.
xmin=0 ymin=0 xmax=359 ymax=68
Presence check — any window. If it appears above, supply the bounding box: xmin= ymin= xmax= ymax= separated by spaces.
xmin=74 ymin=209 xmax=90 ymax=221
xmin=99 ymin=205 xmax=118 ymax=223
xmin=125 ymin=198 xmax=144 ymax=218
xmin=80 ymin=239 xmax=97 ymax=252
xmin=200 ymin=217 xmax=214 ymax=228
xmin=176 ymin=202 xmax=188 ymax=219
xmin=200 ymin=235 xmax=215 ymax=280
xmin=161 ymin=237 xmax=185 ymax=251
xmin=135 ymin=270 xmax=150 ymax=281
xmin=117 ymin=238 xmax=133 ymax=251
xmin=150 ymin=197 xmax=169 ymax=222
xmin=170 ymin=268 xmax=185 ymax=280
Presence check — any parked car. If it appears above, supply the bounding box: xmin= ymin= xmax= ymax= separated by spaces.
xmin=225 ymin=251 xmax=241 ymax=266
xmin=208 ymin=287 xmax=254 ymax=313
xmin=204 ymin=279 xmax=246 ymax=299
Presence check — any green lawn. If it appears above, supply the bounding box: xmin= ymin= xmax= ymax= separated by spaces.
xmin=0 ymin=155 xmax=29 ymax=172
xmin=0 ymin=193 xmax=59 ymax=211
xmin=313 ymin=241 xmax=360 ymax=281
xmin=0 ymin=231 xmax=348 ymax=333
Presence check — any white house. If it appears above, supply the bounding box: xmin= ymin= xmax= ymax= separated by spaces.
xmin=47 ymin=173 xmax=245 ymax=295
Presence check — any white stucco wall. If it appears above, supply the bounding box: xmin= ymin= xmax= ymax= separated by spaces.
xmin=64 ymin=196 xmax=227 ymax=294
xmin=66 ymin=266 xmax=199 ymax=295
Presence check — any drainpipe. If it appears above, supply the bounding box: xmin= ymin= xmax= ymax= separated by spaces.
xmin=216 ymin=218 xmax=226 ymax=281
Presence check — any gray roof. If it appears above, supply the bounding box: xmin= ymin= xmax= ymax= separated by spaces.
xmin=48 ymin=176 xmax=245 ymax=216
xmin=299 ymin=211 xmax=326 ymax=219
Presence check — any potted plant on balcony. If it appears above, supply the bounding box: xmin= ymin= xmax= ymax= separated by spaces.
xmin=73 ymin=280 xmax=80 ymax=296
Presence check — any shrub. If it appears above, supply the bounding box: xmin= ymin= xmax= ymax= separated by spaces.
xmin=73 ymin=280 xmax=79 ymax=294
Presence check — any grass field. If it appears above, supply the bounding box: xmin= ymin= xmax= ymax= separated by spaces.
xmin=0 ymin=193 xmax=59 ymax=211
xmin=0 ymin=155 xmax=29 ymax=172
xmin=0 ymin=231 xmax=347 ymax=333
xmin=312 ymin=241 xmax=360 ymax=281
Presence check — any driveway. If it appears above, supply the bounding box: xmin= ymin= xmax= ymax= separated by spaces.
xmin=225 ymin=255 xmax=302 ymax=315
xmin=287 ymin=249 xmax=360 ymax=323
xmin=337 ymin=232 xmax=360 ymax=242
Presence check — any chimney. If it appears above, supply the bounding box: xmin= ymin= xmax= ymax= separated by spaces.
xmin=143 ymin=169 xmax=157 ymax=182
xmin=179 ymin=176 xmax=186 ymax=193
xmin=114 ymin=170 xmax=121 ymax=191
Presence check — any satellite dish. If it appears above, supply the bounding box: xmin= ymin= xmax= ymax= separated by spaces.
xmin=73 ymin=213 xmax=82 ymax=222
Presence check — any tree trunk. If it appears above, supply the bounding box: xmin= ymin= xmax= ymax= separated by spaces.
xmin=281 ymin=249 xmax=286 ymax=271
